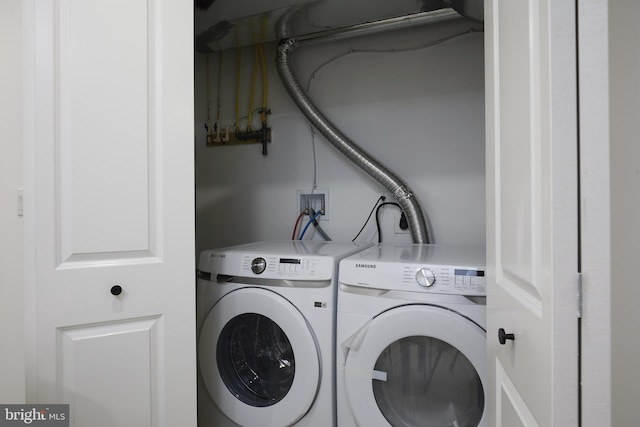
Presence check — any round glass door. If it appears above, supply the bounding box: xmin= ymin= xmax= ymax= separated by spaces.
xmin=343 ymin=304 xmax=486 ymax=427
xmin=199 ymin=287 xmax=320 ymax=427
xmin=217 ymin=313 xmax=295 ymax=407
xmin=372 ymin=336 xmax=484 ymax=426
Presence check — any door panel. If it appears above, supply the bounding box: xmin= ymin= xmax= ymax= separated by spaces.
xmin=497 ymin=0 xmax=535 ymax=297
xmin=485 ymin=0 xmax=579 ymax=425
xmin=496 ymin=0 xmax=540 ymax=308
xmin=57 ymin=0 xmax=155 ymax=262
xmin=25 ymin=0 xmax=196 ymax=425
xmin=496 ymin=361 xmax=538 ymax=427
xmin=59 ymin=317 xmax=161 ymax=427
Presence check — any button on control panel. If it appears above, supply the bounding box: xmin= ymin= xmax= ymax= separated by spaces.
xmin=415 ymin=268 xmax=436 ymax=287
xmin=251 ymin=257 xmax=267 ymax=274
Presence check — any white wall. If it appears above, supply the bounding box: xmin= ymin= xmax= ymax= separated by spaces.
xmin=194 ymin=19 xmax=485 ymax=255
xmin=0 ymin=0 xmax=25 ymax=403
xmin=610 ymin=1 xmax=640 ymax=424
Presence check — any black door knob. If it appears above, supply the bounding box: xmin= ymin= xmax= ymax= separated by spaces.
xmin=498 ymin=328 xmax=515 ymax=345
xmin=110 ymin=285 xmax=123 ymax=296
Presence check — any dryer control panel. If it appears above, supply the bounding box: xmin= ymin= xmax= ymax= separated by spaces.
xmin=340 ymin=243 xmax=486 ymax=296
xmin=408 ymin=265 xmax=485 ymax=295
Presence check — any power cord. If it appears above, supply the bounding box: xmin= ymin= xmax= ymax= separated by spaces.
xmin=375 ymin=202 xmax=403 ymax=243
xmin=352 ymin=196 xmax=385 ymax=242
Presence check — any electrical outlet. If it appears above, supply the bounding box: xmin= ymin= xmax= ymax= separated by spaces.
xmin=296 ymin=189 xmax=329 ymax=221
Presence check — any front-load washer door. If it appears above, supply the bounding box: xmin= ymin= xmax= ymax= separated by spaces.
xmin=342 ymin=304 xmax=486 ymax=427
xmin=199 ymin=287 xmax=321 ymax=427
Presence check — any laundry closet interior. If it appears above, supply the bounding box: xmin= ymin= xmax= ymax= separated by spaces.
xmin=193 ymin=0 xmax=486 ymax=253
xmin=19 ymin=1 xmax=628 ymax=425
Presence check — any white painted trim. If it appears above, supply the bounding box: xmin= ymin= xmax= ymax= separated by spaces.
xmin=578 ymin=0 xmax=612 ymax=425
xmin=0 ymin=0 xmax=26 ymax=403
xmin=22 ymin=0 xmax=37 ymax=404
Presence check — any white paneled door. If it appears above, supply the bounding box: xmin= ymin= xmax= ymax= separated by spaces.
xmin=23 ymin=0 xmax=196 ymax=426
xmin=485 ymin=0 xmax=579 ymax=426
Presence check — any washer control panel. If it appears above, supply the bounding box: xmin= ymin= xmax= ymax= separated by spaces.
xmin=245 ymin=255 xmax=327 ymax=279
xmin=203 ymin=252 xmax=335 ymax=281
xmin=198 ymin=241 xmax=373 ymax=282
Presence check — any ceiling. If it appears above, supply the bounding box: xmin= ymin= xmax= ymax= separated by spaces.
xmin=194 ymin=0 xmax=471 ymax=53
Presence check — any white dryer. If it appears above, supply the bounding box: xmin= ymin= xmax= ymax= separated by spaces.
xmin=196 ymin=240 xmax=372 ymax=427
xmin=337 ymin=243 xmax=487 ymax=427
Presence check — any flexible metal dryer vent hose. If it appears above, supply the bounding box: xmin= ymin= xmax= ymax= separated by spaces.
xmin=275 ymin=38 xmax=433 ymax=244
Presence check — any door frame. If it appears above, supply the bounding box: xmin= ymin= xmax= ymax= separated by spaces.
xmin=578 ymin=1 xmax=612 ymax=425
xmin=0 ymin=0 xmax=26 ymax=403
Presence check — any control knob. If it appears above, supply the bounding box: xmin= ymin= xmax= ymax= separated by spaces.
xmin=415 ymin=268 xmax=436 ymax=287
xmin=251 ymin=257 xmax=267 ymax=274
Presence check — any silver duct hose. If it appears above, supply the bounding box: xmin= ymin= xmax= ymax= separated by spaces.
xmin=276 ymin=38 xmax=432 ymax=244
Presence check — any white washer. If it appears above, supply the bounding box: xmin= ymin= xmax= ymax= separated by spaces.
xmin=337 ymin=243 xmax=487 ymax=427
xmin=197 ymin=240 xmax=372 ymax=427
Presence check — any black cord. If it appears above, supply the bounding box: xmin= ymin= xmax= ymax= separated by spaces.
xmin=351 ymin=196 xmax=385 ymax=242
xmin=375 ymin=202 xmax=402 ymax=243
